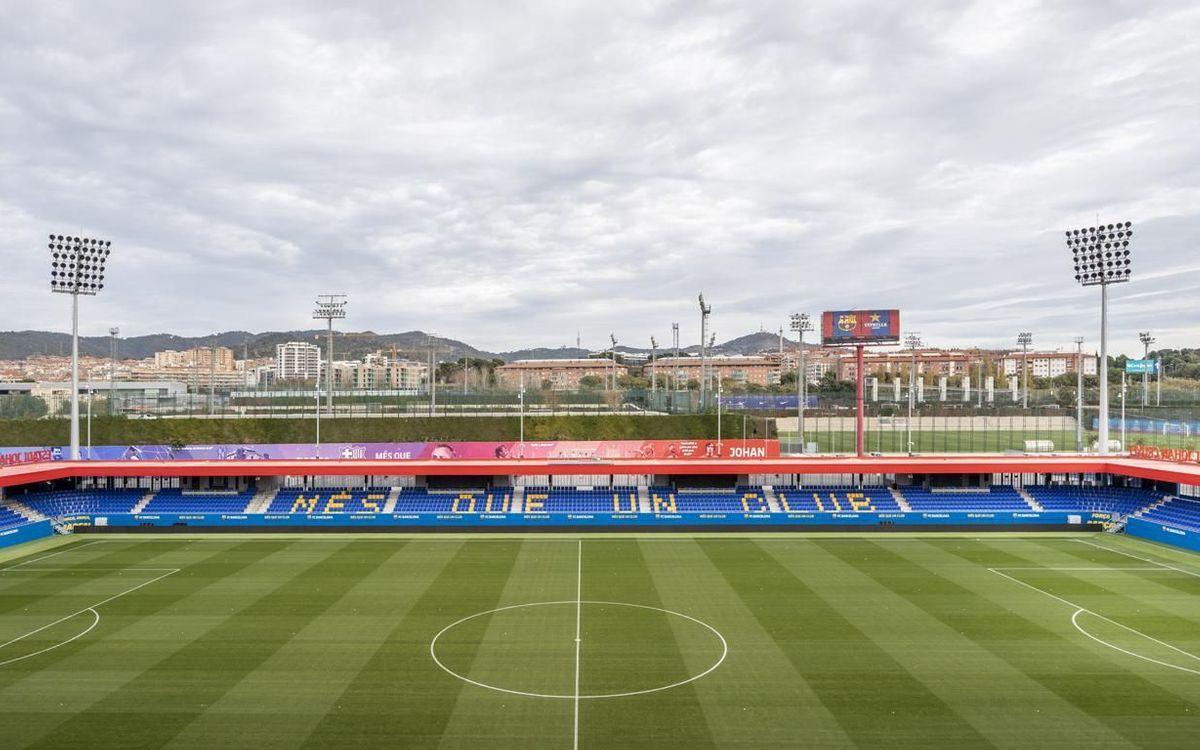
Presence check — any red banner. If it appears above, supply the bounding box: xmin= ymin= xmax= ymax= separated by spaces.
xmin=1129 ymin=444 xmax=1200 ymax=466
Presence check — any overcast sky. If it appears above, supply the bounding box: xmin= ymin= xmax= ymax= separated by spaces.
xmin=1 ymin=0 xmax=1197 ymax=355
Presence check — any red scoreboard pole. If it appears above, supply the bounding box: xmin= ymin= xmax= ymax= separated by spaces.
xmin=855 ymin=344 xmax=865 ymax=457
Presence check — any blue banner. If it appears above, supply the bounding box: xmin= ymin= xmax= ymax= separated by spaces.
xmin=1092 ymin=417 xmax=1200 ymax=436
xmin=0 ymin=520 xmax=54 ymax=550
xmin=1125 ymin=359 xmax=1159 ymax=374
xmin=63 ymin=511 xmax=1100 ymax=529
xmin=720 ymin=395 xmax=818 ymax=411
xmin=1125 ymin=516 xmax=1200 ymax=553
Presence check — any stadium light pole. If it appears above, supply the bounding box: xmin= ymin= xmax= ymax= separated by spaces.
xmin=1074 ymin=336 xmax=1085 ymax=452
xmin=790 ymin=313 xmax=813 ymax=453
xmin=313 ymin=294 xmax=347 ymax=419
xmin=652 ymin=338 xmax=662 ymax=398
xmin=108 ymin=326 xmax=119 ymax=415
xmin=698 ymin=294 xmax=711 ymax=410
xmin=1016 ymin=332 xmax=1033 ymax=409
xmin=1139 ymin=331 xmax=1154 ymax=407
xmin=610 ymin=333 xmax=618 ymax=392
xmin=1068 ymin=221 xmax=1132 ymax=454
xmin=48 ymin=233 xmax=113 ymax=461
xmin=671 ymin=323 xmax=680 ymax=394
xmin=905 ymin=333 xmax=922 ymax=454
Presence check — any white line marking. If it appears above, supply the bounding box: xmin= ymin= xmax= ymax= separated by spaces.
xmin=1072 ymin=610 xmax=1200 ymax=677
xmin=0 ymin=568 xmax=178 ymax=653
xmin=991 ymin=567 xmax=1167 ymax=572
xmin=0 ymin=608 xmax=100 ymax=667
xmin=1073 ymin=539 xmax=1200 ymax=579
xmin=574 ymin=540 xmax=582 ymax=750
xmin=429 ymin=600 xmax=728 ymax=700
xmin=0 ymin=542 xmax=181 ymax=668
xmin=989 ymin=567 xmax=1200 ymax=676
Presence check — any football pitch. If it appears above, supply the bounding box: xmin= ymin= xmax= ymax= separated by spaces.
xmin=1 ymin=533 xmax=1198 ymax=748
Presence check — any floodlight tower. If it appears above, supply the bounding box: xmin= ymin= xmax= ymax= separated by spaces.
xmin=312 ymin=294 xmax=347 ymax=417
xmin=905 ymin=333 xmax=922 ymax=454
xmin=1016 ymin=332 xmax=1033 ymax=408
xmin=698 ymin=294 xmax=711 ymax=409
xmin=48 ymin=234 xmax=113 ymax=460
xmin=1138 ymin=331 xmax=1155 ymax=407
xmin=1066 ymin=221 xmax=1133 ymax=454
xmin=1074 ymin=336 xmax=1085 ymax=452
xmin=790 ymin=313 xmax=813 ymax=453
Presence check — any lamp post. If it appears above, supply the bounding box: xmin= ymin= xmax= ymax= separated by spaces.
xmin=1067 ymin=221 xmax=1133 ymax=455
xmin=48 ymin=233 xmax=113 ymax=461
xmin=312 ymin=294 xmax=347 ymax=419
xmin=1017 ymin=332 xmax=1033 ymax=409
xmin=1138 ymin=331 xmax=1155 ymax=407
xmin=790 ymin=313 xmax=813 ymax=453
xmin=905 ymin=333 xmax=922 ymax=454
xmin=698 ymin=294 xmax=711 ymax=410
xmin=650 ymin=336 xmax=658 ymax=395
xmin=1074 ymin=336 xmax=1085 ymax=452
xmin=108 ymin=326 xmax=119 ymax=415
xmin=610 ymin=333 xmax=618 ymax=392
xmin=671 ymin=322 xmax=680 ymax=394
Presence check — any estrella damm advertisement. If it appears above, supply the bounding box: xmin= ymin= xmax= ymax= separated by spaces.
xmin=821 ymin=309 xmax=901 ymax=345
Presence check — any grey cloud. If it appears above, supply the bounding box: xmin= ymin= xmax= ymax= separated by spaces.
xmin=0 ymin=0 xmax=1197 ymax=356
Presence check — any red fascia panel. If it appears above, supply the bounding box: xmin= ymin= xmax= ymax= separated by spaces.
xmin=2 ymin=455 xmax=1198 ymax=489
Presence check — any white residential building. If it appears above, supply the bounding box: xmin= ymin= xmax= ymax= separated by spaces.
xmin=276 ymin=341 xmax=322 ymax=380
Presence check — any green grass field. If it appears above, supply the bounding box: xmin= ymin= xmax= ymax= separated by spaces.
xmin=1 ymin=533 xmax=1199 ymax=748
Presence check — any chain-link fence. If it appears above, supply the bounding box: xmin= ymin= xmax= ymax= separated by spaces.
xmin=3 ymin=384 xmax=1199 ymax=453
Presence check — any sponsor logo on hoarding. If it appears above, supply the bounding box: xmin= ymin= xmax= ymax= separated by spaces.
xmin=1130 ymin=444 xmax=1200 ymax=465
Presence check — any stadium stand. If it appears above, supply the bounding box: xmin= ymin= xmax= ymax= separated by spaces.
xmin=19 ymin=489 xmax=144 ymax=516
xmin=141 ymin=488 xmax=257 ymax=514
xmin=271 ymin=487 xmax=390 ymax=514
xmin=901 ymin=486 xmax=1029 ymax=511
xmin=775 ymin=486 xmax=899 ymax=513
xmin=521 ymin=488 xmax=640 ymax=513
xmin=1138 ymin=496 xmax=1200 ymax=532
xmin=0 ymin=504 xmax=30 ymax=530
xmin=0 ymin=484 xmax=1172 ymax=520
xmin=1026 ymin=485 xmax=1163 ymax=517
xmin=393 ymin=487 xmax=514 ymax=514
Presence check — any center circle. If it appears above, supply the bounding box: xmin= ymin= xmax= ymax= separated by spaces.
xmin=430 ymin=600 xmax=727 ymax=699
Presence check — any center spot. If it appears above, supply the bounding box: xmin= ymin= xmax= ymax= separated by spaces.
xmin=430 ymin=601 xmax=727 ymax=699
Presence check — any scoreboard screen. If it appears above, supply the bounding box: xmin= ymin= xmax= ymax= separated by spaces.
xmin=821 ymin=309 xmax=901 ymax=345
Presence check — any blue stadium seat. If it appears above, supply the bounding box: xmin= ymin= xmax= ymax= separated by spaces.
xmin=1138 ymin=496 xmax=1200 ymax=532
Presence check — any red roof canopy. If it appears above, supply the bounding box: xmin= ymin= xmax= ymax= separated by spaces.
xmin=2 ymin=454 xmax=1198 ymax=488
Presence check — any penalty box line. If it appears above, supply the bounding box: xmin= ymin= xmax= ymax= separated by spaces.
xmin=987 ymin=560 xmax=1200 ymax=677
xmin=0 ymin=542 xmax=182 ymax=666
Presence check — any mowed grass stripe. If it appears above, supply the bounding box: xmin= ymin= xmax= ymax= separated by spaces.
xmin=886 ymin=539 xmax=1200 ymax=746
xmin=300 ymin=540 xmax=523 ymax=749
xmin=699 ymin=539 xmax=992 ymax=747
xmin=162 ymin=541 xmax=437 ymax=749
xmin=800 ymin=539 xmax=1130 ymax=747
xmin=578 ymin=540 xmax=717 ymax=749
xmin=23 ymin=540 xmax=384 ymax=749
xmin=436 ymin=540 xmax=578 ymax=749
xmin=0 ymin=540 xmax=293 ymax=749
xmin=639 ymin=539 xmax=853 ymax=746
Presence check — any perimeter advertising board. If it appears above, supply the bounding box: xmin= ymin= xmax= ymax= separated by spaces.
xmin=821 ymin=310 xmax=900 ymax=345
xmin=0 ymin=439 xmax=779 ymax=463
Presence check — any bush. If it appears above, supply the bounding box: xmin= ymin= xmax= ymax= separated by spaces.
xmin=0 ymin=414 xmax=760 ymax=446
